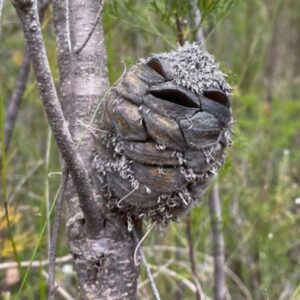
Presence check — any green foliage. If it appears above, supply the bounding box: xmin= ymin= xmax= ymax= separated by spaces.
xmin=1 ymin=0 xmax=300 ymax=299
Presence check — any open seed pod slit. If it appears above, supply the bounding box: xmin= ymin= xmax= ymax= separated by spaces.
xmin=94 ymin=43 xmax=233 ymax=225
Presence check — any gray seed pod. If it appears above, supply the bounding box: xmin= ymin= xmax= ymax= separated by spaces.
xmin=94 ymin=42 xmax=233 ymax=225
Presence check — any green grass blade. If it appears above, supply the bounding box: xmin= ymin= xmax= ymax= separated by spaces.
xmin=16 ymin=182 xmax=62 ymax=298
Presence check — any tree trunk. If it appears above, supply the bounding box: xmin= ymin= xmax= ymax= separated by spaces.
xmin=53 ymin=0 xmax=139 ymax=298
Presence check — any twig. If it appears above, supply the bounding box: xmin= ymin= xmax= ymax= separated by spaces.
xmin=175 ymin=11 xmax=206 ymax=298
xmin=138 ymin=259 xmax=174 ymax=290
xmin=133 ymin=222 xmax=155 ymax=266
xmin=186 ymin=212 xmax=202 ymax=300
xmin=11 ymin=0 xmax=102 ymax=237
xmin=175 ymin=14 xmax=185 ymax=46
xmin=0 ymin=255 xmax=72 ymax=270
xmin=143 ymin=245 xmax=252 ymax=300
xmin=74 ymin=0 xmax=104 ymax=54
xmin=42 ymin=270 xmax=74 ymax=300
xmin=48 ymin=165 xmax=69 ymax=300
xmin=149 ymin=264 xmax=198 ymax=295
xmin=224 ymin=267 xmax=253 ymax=300
xmin=132 ymin=227 xmax=161 ymax=300
xmin=190 ymin=6 xmax=226 ymax=299
xmin=209 ymin=182 xmax=226 ymax=300
xmin=4 ymin=50 xmax=30 ymax=151
xmin=45 ymin=128 xmax=51 ymax=263
xmin=190 ymin=0 xmax=206 ymax=49
xmin=65 ymin=0 xmax=72 ymax=53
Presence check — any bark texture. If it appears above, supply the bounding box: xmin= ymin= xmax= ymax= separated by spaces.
xmin=11 ymin=0 xmax=102 ymax=237
xmin=53 ymin=0 xmax=139 ymax=298
xmin=209 ymin=183 xmax=226 ymax=300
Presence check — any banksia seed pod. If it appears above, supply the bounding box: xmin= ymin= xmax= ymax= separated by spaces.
xmin=94 ymin=43 xmax=233 ymax=226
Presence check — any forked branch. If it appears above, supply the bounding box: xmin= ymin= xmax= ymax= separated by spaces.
xmin=10 ymin=0 xmax=102 ymax=237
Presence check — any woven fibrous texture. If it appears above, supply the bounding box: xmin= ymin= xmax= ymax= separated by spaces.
xmin=94 ymin=43 xmax=233 ymax=226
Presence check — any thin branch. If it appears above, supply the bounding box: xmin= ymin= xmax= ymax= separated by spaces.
xmin=74 ymin=0 xmax=104 ymax=54
xmin=144 ymin=245 xmax=252 ymax=300
xmin=4 ymin=0 xmax=50 ymax=152
xmin=65 ymin=0 xmax=72 ymax=54
xmin=132 ymin=227 xmax=161 ymax=300
xmin=224 ymin=268 xmax=253 ymax=300
xmin=0 ymin=255 xmax=72 ymax=270
xmin=4 ymin=50 xmax=30 ymax=151
xmin=45 ymin=128 xmax=52 ymax=264
xmin=11 ymin=0 xmax=102 ymax=237
xmin=190 ymin=6 xmax=226 ymax=299
xmin=138 ymin=259 xmax=174 ymax=290
xmin=42 ymin=270 xmax=74 ymax=300
xmin=190 ymin=0 xmax=206 ymax=49
xmin=175 ymin=14 xmax=185 ymax=46
xmin=149 ymin=264 xmax=198 ymax=295
xmin=209 ymin=182 xmax=226 ymax=300
xmin=48 ymin=166 xmax=69 ymax=300
xmin=177 ymin=9 xmax=204 ymax=299
xmin=186 ymin=213 xmax=202 ymax=300
xmin=133 ymin=222 xmax=155 ymax=266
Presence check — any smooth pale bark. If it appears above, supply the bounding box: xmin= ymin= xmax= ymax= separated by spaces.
xmin=209 ymin=183 xmax=226 ymax=300
xmin=53 ymin=0 xmax=139 ymax=298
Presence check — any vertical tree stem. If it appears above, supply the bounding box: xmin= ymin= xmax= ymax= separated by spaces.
xmin=48 ymin=166 xmax=69 ymax=300
xmin=4 ymin=0 xmax=50 ymax=152
xmin=4 ymin=50 xmax=30 ymax=151
xmin=209 ymin=182 xmax=226 ymax=300
xmin=186 ymin=213 xmax=201 ymax=300
xmin=52 ymin=0 xmax=139 ymax=298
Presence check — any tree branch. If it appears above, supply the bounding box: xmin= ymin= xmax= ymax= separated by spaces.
xmin=4 ymin=0 xmax=50 ymax=152
xmin=186 ymin=213 xmax=202 ymax=300
xmin=48 ymin=166 xmax=69 ymax=300
xmin=190 ymin=0 xmax=206 ymax=49
xmin=190 ymin=5 xmax=226 ymax=298
xmin=0 ymin=255 xmax=72 ymax=270
xmin=133 ymin=227 xmax=161 ymax=300
xmin=10 ymin=0 xmax=102 ymax=237
xmin=209 ymin=182 xmax=226 ymax=300
xmin=73 ymin=0 xmax=104 ymax=55
xmin=42 ymin=270 xmax=74 ymax=300
xmin=175 ymin=14 xmax=185 ymax=46
xmin=4 ymin=49 xmax=30 ymax=151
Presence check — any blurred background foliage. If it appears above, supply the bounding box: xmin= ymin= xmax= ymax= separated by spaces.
xmin=0 ymin=0 xmax=300 ymax=299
